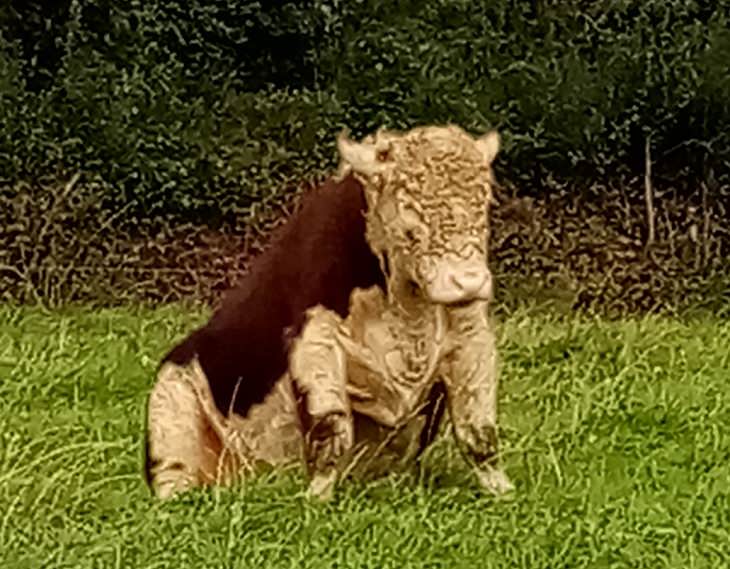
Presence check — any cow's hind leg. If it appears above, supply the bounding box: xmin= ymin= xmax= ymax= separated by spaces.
xmin=145 ymin=359 xmax=224 ymax=499
xmin=289 ymin=306 xmax=353 ymax=501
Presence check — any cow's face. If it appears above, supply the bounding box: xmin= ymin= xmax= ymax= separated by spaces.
xmin=337 ymin=125 xmax=499 ymax=306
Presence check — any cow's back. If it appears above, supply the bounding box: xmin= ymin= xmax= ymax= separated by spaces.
xmin=162 ymin=174 xmax=385 ymax=418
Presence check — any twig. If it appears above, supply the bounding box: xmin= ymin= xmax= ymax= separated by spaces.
xmin=644 ymin=137 xmax=656 ymax=248
xmin=617 ymin=181 xmax=632 ymax=235
xmin=701 ymin=181 xmax=711 ymax=268
xmin=25 ymin=172 xmax=82 ymax=300
xmin=664 ymin=210 xmax=676 ymax=258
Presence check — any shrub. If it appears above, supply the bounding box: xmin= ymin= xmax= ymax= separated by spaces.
xmin=315 ymin=0 xmax=730 ymax=189
xmin=2 ymin=0 xmax=729 ymax=223
xmin=1 ymin=0 xmax=729 ymax=309
xmin=0 ymin=0 xmax=333 ymax=224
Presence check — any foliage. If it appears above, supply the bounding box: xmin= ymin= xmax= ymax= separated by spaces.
xmin=1 ymin=0 xmax=729 ymax=309
xmin=0 ymin=0 xmax=335 ymax=222
xmin=316 ymin=0 xmax=730 ymax=186
xmin=2 ymin=0 xmax=730 ymax=224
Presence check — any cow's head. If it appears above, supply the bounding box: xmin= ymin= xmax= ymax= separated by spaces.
xmin=337 ymin=124 xmax=499 ymax=306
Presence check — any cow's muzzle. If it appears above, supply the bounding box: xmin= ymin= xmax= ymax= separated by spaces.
xmin=422 ymin=254 xmax=493 ymax=305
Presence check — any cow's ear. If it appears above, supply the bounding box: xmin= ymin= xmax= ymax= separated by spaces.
xmin=475 ymin=130 xmax=500 ymax=166
xmin=337 ymin=129 xmax=390 ymax=177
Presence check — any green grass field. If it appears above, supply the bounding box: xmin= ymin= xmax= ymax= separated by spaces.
xmin=1 ymin=303 xmax=728 ymax=568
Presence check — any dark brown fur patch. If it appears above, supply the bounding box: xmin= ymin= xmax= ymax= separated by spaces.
xmin=161 ymin=174 xmax=386 ymax=418
xmin=417 ymin=380 xmax=447 ymax=456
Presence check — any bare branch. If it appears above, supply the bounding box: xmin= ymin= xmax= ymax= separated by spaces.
xmin=701 ymin=181 xmax=711 ymax=268
xmin=644 ymin=137 xmax=656 ymax=248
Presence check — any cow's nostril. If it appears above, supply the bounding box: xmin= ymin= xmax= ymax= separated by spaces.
xmin=452 ymin=271 xmax=486 ymax=292
xmin=449 ymin=273 xmax=465 ymax=291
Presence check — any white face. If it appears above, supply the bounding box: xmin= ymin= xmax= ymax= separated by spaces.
xmin=388 ymin=195 xmax=492 ymax=305
xmin=337 ymin=124 xmax=500 ymax=306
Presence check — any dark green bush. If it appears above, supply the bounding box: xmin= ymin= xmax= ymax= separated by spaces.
xmin=1 ymin=0 xmax=729 ymax=225
xmin=0 ymin=0 xmax=333 ymax=224
xmin=317 ymin=0 xmax=730 ymax=187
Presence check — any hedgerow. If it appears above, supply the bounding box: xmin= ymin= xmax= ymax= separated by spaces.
xmin=1 ymin=0 xmax=728 ymax=308
xmin=2 ymin=0 xmax=729 ymax=219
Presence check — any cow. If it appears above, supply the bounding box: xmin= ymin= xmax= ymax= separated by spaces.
xmin=145 ymin=124 xmax=514 ymax=501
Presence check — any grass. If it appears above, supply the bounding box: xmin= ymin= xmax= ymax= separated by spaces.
xmin=0 ymin=302 xmax=728 ymax=568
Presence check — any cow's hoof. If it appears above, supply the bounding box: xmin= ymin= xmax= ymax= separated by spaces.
xmin=306 ymin=411 xmax=353 ymax=472
xmin=476 ymin=467 xmax=515 ymax=497
xmin=307 ymin=469 xmax=338 ymax=502
xmin=152 ymin=468 xmax=196 ymax=500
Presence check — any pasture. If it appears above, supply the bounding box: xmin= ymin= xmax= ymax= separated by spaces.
xmin=1 ymin=303 xmax=728 ymax=568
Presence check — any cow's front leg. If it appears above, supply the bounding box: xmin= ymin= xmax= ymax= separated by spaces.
xmin=444 ymin=302 xmax=514 ymax=496
xmin=289 ymin=305 xmax=353 ymax=501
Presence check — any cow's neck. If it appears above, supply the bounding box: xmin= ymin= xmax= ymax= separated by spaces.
xmin=385 ymin=271 xmax=445 ymax=334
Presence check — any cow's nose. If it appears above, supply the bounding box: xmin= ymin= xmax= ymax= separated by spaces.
xmin=449 ymin=269 xmax=487 ymax=294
